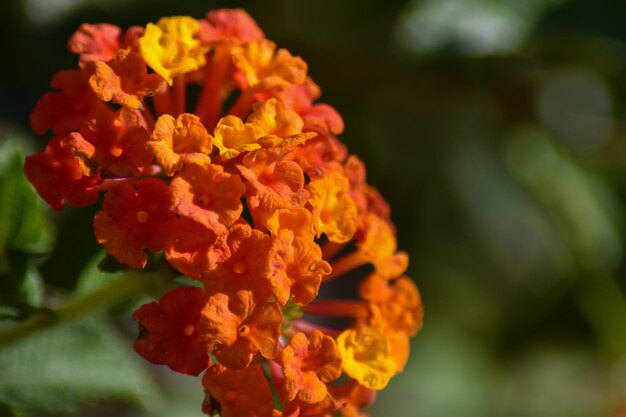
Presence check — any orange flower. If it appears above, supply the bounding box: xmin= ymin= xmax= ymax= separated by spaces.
xmin=67 ymin=23 xmax=122 ymax=63
xmin=202 ymin=290 xmax=283 ymax=369
xmin=133 ymin=286 xmax=210 ymax=376
xmin=212 ymin=115 xmax=262 ymax=160
xmin=266 ymin=78 xmax=344 ymax=135
xmin=94 ymin=178 xmax=176 ymax=268
xmin=281 ymin=394 xmax=337 ymax=417
xmin=266 ymin=207 xmax=315 ymax=239
xmin=267 ymin=230 xmax=331 ymax=306
xmin=360 ymin=273 xmax=423 ymax=336
xmin=25 ymin=9 xmax=422 ymax=416
xmin=290 ymin=133 xmax=347 ymax=176
xmin=199 ymin=8 xmax=264 ymax=44
xmin=202 ymin=363 xmax=274 ymax=417
xmin=356 ymin=214 xmax=408 ymax=279
xmin=30 ymin=69 xmax=101 ymax=135
xmin=77 ymin=106 xmax=153 ymax=177
xmin=214 ymin=99 xmax=313 ymax=161
xmin=163 ymin=217 xmax=231 ymax=279
xmin=89 ymin=49 xmax=165 ymax=109
xmin=237 ymin=148 xmax=309 ymax=228
xmin=328 ymin=379 xmax=376 ymax=417
xmin=24 ymin=134 xmax=101 ymax=210
xmin=170 ymin=163 xmax=246 ymax=234
xmin=247 ymin=99 xmax=308 ymax=140
xmin=205 ymin=224 xmax=274 ymax=299
xmin=359 ymin=273 xmax=423 ymax=371
xmin=149 ymin=113 xmax=212 ymax=175
xmin=280 ymin=331 xmax=342 ymax=404
xmin=232 ymin=39 xmax=307 ymax=91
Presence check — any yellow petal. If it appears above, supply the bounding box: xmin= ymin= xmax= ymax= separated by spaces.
xmin=336 ymin=327 xmax=397 ymax=390
xmin=139 ymin=16 xmax=207 ymax=85
xmin=308 ymin=172 xmax=357 ymax=243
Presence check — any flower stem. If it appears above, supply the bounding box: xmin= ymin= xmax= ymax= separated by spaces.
xmin=304 ymin=300 xmax=366 ymax=318
xmin=0 ymin=269 xmax=171 ymax=350
xmin=325 ymin=251 xmax=366 ymax=282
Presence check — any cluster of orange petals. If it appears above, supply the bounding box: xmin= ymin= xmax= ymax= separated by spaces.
xmin=25 ymin=8 xmax=423 ymax=417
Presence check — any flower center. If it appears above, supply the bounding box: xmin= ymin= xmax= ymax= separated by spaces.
xmin=233 ymin=261 xmax=246 ymax=274
xmin=110 ymin=145 xmax=124 ymax=157
xmin=136 ymin=210 xmax=149 ymax=223
xmin=196 ymin=195 xmax=210 ymax=207
xmin=238 ymin=324 xmax=250 ymax=337
xmin=183 ymin=324 xmax=195 ymax=337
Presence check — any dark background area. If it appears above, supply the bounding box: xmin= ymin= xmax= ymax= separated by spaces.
xmin=3 ymin=0 xmax=626 ymax=416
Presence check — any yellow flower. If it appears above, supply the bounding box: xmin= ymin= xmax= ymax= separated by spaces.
xmin=139 ymin=16 xmax=207 ymax=85
xmin=307 ymin=171 xmax=358 ymax=243
xmin=336 ymin=327 xmax=397 ymax=390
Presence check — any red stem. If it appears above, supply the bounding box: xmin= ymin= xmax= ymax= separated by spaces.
xmin=196 ymin=46 xmax=231 ymax=128
xmin=303 ymin=300 xmax=366 ymax=318
xmin=325 ymin=251 xmax=366 ymax=282
xmin=291 ymin=319 xmax=340 ymax=337
xmin=172 ymin=75 xmax=186 ymax=116
xmin=153 ymin=85 xmax=172 ymax=116
xmin=227 ymin=87 xmax=258 ymax=118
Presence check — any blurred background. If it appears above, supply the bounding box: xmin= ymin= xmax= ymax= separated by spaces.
xmin=2 ymin=0 xmax=626 ymax=416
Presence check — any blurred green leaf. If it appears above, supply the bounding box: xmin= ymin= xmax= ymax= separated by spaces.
xmin=0 ymin=401 xmax=27 ymax=417
xmin=0 ymin=316 xmax=161 ymax=414
xmin=0 ymin=137 xmax=55 ymax=309
xmin=0 ymin=137 xmax=54 ymax=254
xmin=504 ymin=126 xmax=622 ymax=271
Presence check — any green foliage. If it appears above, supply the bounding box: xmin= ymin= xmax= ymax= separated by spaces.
xmin=0 ymin=137 xmax=54 ymax=312
xmin=0 ymin=316 xmax=161 ymax=414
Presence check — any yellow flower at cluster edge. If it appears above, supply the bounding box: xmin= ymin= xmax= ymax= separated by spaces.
xmin=139 ymin=16 xmax=207 ymax=85
xmin=336 ymin=326 xmax=397 ymax=390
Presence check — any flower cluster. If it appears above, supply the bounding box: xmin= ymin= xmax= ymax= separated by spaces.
xmin=25 ymin=9 xmax=423 ymax=417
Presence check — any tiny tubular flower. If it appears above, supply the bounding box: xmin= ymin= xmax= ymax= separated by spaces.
xmin=67 ymin=23 xmax=122 ymax=64
xmin=94 ymin=178 xmax=176 ymax=268
xmin=133 ymin=286 xmax=210 ymax=376
xmin=267 ymin=230 xmax=331 ymax=306
xmin=75 ymin=106 xmax=153 ymax=177
xmin=206 ymin=224 xmax=275 ymax=299
xmin=24 ymin=134 xmax=101 ymax=210
xmin=267 ymin=78 xmax=344 ymax=135
xmin=359 ymin=273 xmax=423 ymax=371
xmin=150 ymin=113 xmax=212 ymax=175
xmin=232 ymin=39 xmax=308 ymax=90
xmin=199 ymin=8 xmax=264 ymax=45
xmin=30 ymin=69 xmax=101 ymax=135
xmin=266 ymin=207 xmax=315 ymax=239
xmin=213 ymin=99 xmax=314 ymax=161
xmin=163 ymin=217 xmax=231 ymax=279
xmin=202 ymin=363 xmax=274 ymax=417
xmin=336 ymin=327 xmax=397 ymax=391
xmin=237 ymin=148 xmax=309 ymax=228
xmin=139 ymin=16 xmax=208 ymax=85
xmin=89 ymin=49 xmax=165 ymax=109
xmin=280 ymin=331 xmax=343 ymax=404
xmin=170 ymin=163 xmax=246 ymax=234
xmin=356 ymin=214 xmax=408 ymax=279
xmin=202 ymin=290 xmax=283 ymax=369
xmin=328 ymin=379 xmax=377 ymax=417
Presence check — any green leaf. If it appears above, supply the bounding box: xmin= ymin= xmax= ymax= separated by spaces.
xmin=0 ymin=401 xmax=27 ymax=417
xmin=0 ymin=136 xmax=55 ymax=308
xmin=0 ymin=137 xmax=54 ymax=255
xmin=0 ymin=316 xmax=162 ymax=414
